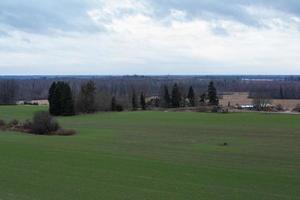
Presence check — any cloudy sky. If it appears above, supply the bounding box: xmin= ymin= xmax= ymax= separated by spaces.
xmin=0 ymin=0 xmax=300 ymax=75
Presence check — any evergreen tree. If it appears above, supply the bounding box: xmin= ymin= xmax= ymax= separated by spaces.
xmin=111 ymin=96 xmax=117 ymax=111
xmin=131 ymin=90 xmax=138 ymax=111
xmin=60 ymin=82 xmax=75 ymax=116
xmin=163 ymin=86 xmax=171 ymax=108
xmin=77 ymin=81 xmax=97 ymax=113
xmin=187 ymin=86 xmax=195 ymax=107
xmin=140 ymin=92 xmax=146 ymax=110
xmin=207 ymin=81 xmax=219 ymax=105
xmin=171 ymin=83 xmax=181 ymax=108
xmin=48 ymin=82 xmax=57 ymax=115
xmin=48 ymin=81 xmax=75 ymax=116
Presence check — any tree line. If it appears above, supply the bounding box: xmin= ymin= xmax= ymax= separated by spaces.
xmin=47 ymin=80 xmax=219 ymax=116
xmin=2 ymin=76 xmax=300 ymax=106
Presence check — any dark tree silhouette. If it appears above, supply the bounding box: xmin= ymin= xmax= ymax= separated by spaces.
xmin=171 ymin=83 xmax=181 ymax=108
xmin=48 ymin=81 xmax=75 ymax=116
xmin=187 ymin=86 xmax=195 ymax=107
xmin=140 ymin=92 xmax=146 ymax=110
xmin=131 ymin=90 xmax=138 ymax=111
xmin=77 ymin=81 xmax=97 ymax=113
xmin=207 ymin=81 xmax=219 ymax=105
xmin=162 ymin=85 xmax=171 ymax=108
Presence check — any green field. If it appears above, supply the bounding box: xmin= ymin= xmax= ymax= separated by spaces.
xmin=0 ymin=106 xmax=299 ymax=200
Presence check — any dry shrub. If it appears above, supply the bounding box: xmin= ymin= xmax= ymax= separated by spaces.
xmin=0 ymin=120 xmax=6 ymax=129
xmin=293 ymin=104 xmax=300 ymax=112
xmin=22 ymin=120 xmax=33 ymax=131
xmin=32 ymin=111 xmax=60 ymax=135
xmin=8 ymin=119 xmax=20 ymax=128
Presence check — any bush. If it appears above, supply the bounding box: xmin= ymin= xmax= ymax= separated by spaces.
xmin=0 ymin=120 xmax=6 ymax=129
xmin=115 ymin=105 xmax=124 ymax=112
xmin=22 ymin=120 xmax=33 ymax=131
xmin=275 ymin=104 xmax=284 ymax=112
xmin=32 ymin=111 xmax=60 ymax=135
xmin=8 ymin=119 xmax=20 ymax=128
xmin=293 ymin=104 xmax=300 ymax=112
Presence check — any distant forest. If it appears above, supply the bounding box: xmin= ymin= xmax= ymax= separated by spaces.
xmin=1 ymin=75 xmax=300 ymax=109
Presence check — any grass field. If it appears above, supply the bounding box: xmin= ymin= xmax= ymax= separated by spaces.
xmin=0 ymin=106 xmax=300 ymax=200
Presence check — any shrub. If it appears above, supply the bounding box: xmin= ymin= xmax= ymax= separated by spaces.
xmin=22 ymin=120 xmax=33 ymax=131
xmin=275 ymin=104 xmax=284 ymax=112
xmin=293 ymin=104 xmax=300 ymax=112
xmin=0 ymin=120 xmax=6 ymax=129
xmin=32 ymin=111 xmax=60 ymax=135
xmin=115 ymin=105 xmax=124 ymax=112
xmin=8 ymin=119 xmax=20 ymax=128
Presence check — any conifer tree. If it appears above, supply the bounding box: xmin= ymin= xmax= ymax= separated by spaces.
xmin=48 ymin=82 xmax=57 ymax=115
xmin=163 ymin=85 xmax=171 ymax=108
xmin=131 ymin=90 xmax=138 ymax=111
xmin=140 ymin=92 xmax=146 ymax=110
xmin=77 ymin=81 xmax=97 ymax=113
xmin=60 ymin=82 xmax=75 ymax=116
xmin=187 ymin=86 xmax=195 ymax=107
xmin=171 ymin=83 xmax=181 ymax=108
xmin=48 ymin=81 xmax=75 ymax=116
xmin=207 ymin=81 xmax=219 ymax=105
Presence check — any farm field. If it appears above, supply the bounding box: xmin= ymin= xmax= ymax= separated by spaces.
xmin=0 ymin=106 xmax=300 ymax=200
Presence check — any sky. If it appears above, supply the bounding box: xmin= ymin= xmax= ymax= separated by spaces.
xmin=0 ymin=0 xmax=300 ymax=75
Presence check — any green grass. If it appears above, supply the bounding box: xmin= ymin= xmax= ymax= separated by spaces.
xmin=0 ymin=105 xmax=300 ymax=200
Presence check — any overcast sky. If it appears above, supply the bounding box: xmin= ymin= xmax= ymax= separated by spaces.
xmin=0 ymin=0 xmax=300 ymax=75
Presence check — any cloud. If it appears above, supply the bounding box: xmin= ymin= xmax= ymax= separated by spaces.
xmin=0 ymin=0 xmax=300 ymax=75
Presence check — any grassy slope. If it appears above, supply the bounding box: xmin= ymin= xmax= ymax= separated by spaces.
xmin=0 ymin=106 xmax=299 ymax=200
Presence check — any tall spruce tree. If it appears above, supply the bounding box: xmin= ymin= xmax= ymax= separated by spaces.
xmin=163 ymin=86 xmax=171 ymax=108
xmin=48 ymin=81 xmax=75 ymax=116
xmin=77 ymin=81 xmax=97 ymax=113
xmin=187 ymin=86 xmax=195 ymax=107
xmin=131 ymin=90 xmax=138 ymax=111
xmin=48 ymin=82 xmax=57 ymax=115
xmin=171 ymin=83 xmax=181 ymax=108
xmin=60 ymin=82 xmax=75 ymax=116
xmin=207 ymin=81 xmax=219 ymax=105
xmin=140 ymin=92 xmax=146 ymax=110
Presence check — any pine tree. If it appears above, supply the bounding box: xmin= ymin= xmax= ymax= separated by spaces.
xmin=140 ymin=92 xmax=146 ymax=110
xmin=48 ymin=82 xmax=57 ymax=115
xmin=132 ymin=90 xmax=138 ymax=111
xmin=77 ymin=81 xmax=97 ymax=113
xmin=60 ymin=82 xmax=75 ymax=116
xmin=163 ymin=86 xmax=171 ymax=108
xmin=48 ymin=81 xmax=75 ymax=116
xmin=187 ymin=86 xmax=195 ymax=107
xmin=171 ymin=83 xmax=181 ymax=108
xmin=207 ymin=81 xmax=219 ymax=105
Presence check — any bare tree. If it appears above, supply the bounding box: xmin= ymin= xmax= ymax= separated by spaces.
xmin=0 ymin=80 xmax=18 ymax=105
xmin=252 ymin=94 xmax=272 ymax=111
